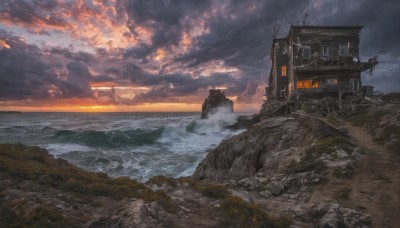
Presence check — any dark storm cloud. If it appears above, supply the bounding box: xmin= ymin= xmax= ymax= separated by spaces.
xmin=0 ymin=46 xmax=52 ymax=99
xmin=57 ymin=61 xmax=92 ymax=98
xmin=176 ymin=0 xmax=311 ymax=69
xmin=314 ymin=0 xmax=400 ymax=57
xmin=0 ymin=29 xmax=53 ymax=99
xmin=104 ymin=62 xmax=234 ymax=88
xmin=0 ymin=31 xmax=94 ymax=100
xmin=123 ymin=0 xmax=211 ymax=59
xmin=123 ymin=45 xmax=153 ymax=60
xmin=125 ymin=0 xmax=210 ymax=25
xmin=95 ymin=60 xmax=238 ymax=104
xmin=311 ymin=0 xmax=400 ymax=92
xmin=0 ymin=0 xmax=68 ymax=29
xmin=49 ymin=47 xmax=95 ymax=63
xmin=122 ymin=0 xmax=314 ymax=103
xmin=131 ymin=73 xmax=236 ymax=104
xmin=1 ymin=0 xmax=399 ymax=106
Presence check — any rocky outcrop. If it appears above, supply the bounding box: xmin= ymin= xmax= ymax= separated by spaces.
xmin=194 ymin=117 xmax=315 ymax=180
xmin=201 ymin=89 xmax=233 ymax=119
xmin=193 ymin=112 xmax=374 ymax=227
xmin=194 ymin=114 xmax=347 ymax=181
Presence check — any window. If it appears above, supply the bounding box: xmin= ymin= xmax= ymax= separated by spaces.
xmin=297 ymin=80 xmax=319 ymax=89
xmin=321 ymin=46 xmax=329 ymax=56
xmin=303 ymin=46 xmax=311 ymax=59
xmin=350 ymin=79 xmax=360 ymax=93
xmin=339 ymin=43 xmax=349 ymax=56
xmin=326 ymin=78 xmax=338 ymax=85
xmin=281 ymin=65 xmax=287 ymax=76
xmin=279 ymin=85 xmax=286 ymax=97
xmin=297 ymin=80 xmax=312 ymax=89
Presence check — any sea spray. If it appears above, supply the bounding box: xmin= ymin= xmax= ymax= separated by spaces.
xmin=0 ymin=110 xmax=246 ymax=181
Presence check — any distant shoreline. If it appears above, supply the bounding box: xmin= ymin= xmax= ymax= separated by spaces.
xmin=0 ymin=111 xmax=22 ymax=114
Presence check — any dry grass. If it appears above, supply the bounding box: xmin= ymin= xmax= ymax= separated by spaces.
xmin=0 ymin=144 xmax=175 ymax=211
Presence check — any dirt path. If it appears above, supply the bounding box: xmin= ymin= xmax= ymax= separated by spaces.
xmin=307 ymin=120 xmax=400 ymax=227
xmin=342 ymin=123 xmax=400 ymax=228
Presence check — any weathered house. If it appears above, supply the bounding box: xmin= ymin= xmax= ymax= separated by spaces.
xmin=268 ymin=26 xmax=378 ymax=100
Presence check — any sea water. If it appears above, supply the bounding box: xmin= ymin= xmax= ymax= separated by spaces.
xmin=0 ymin=108 xmax=245 ymax=181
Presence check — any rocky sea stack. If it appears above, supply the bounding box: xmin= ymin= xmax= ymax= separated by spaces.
xmin=201 ymin=89 xmax=234 ymax=119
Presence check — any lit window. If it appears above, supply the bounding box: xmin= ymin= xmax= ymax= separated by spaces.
xmin=303 ymin=46 xmax=311 ymax=59
xmin=339 ymin=43 xmax=349 ymax=56
xmin=297 ymin=81 xmax=304 ymax=88
xmin=297 ymin=80 xmax=312 ymax=89
xmin=281 ymin=65 xmax=287 ymax=76
xmin=326 ymin=78 xmax=338 ymax=85
xmin=321 ymin=46 xmax=329 ymax=56
xmin=313 ymin=81 xmax=320 ymax=88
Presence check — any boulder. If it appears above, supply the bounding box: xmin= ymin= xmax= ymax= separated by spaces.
xmin=320 ymin=204 xmax=344 ymax=228
xmin=267 ymin=182 xmax=285 ymax=196
xmin=201 ymin=89 xmax=233 ymax=119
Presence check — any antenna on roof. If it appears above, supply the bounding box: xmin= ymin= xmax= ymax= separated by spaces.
xmin=302 ymin=9 xmax=310 ymax=25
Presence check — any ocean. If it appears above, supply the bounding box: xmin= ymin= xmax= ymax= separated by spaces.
xmin=0 ymin=109 xmax=244 ymax=181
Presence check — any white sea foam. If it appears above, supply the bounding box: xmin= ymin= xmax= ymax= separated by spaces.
xmin=43 ymin=143 xmax=94 ymax=156
xmin=156 ymin=107 xmax=243 ymax=178
xmin=159 ymin=107 xmax=241 ymax=152
xmin=0 ymin=111 xmax=246 ymax=181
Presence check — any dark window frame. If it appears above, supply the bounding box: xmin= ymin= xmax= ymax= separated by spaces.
xmin=303 ymin=46 xmax=311 ymax=59
xmin=321 ymin=45 xmax=329 ymax=56
xmin=339 ymin=43 xmax=349 ymax=57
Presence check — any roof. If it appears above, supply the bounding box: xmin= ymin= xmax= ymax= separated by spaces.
xmin=290 ymin=25 xmax=364 ymax=30
xmin=272 ymin=38 xmax=287 ymax=41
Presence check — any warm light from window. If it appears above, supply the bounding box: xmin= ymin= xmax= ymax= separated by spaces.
xmin=313 ymin=81 xmax=320 ymax=88
xmin=281 ymin=65 xmax=287 ymax=76
xmin=297 ymin=80 xmax=312 ymax=88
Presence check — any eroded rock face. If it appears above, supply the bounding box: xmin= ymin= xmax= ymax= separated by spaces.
xmin=193 ymin=117 xmax=317 ymax=181
xmin=201 ymin=89 xmax=233 ymax=119
xmin=193 ymin=113 xmax=373 ymax=227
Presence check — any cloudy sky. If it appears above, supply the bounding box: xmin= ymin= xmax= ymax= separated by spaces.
xmin=0 ymin=0 xmax=399 ymax=112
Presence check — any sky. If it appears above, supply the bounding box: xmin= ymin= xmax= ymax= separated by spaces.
xmin=0 ymin=0 xmax=399 ymax=112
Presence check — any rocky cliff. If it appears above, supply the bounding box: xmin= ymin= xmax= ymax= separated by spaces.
xmin=201 ymin=89 xmax=233 ymax=119
xmin=194 ymin=95 xmax=400 ymax=227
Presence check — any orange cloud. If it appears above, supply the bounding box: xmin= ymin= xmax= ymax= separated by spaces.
xmin=0 ymin=0 xmax=141 ymax=51
xmin=0 ymin=39 xmax=10 ymax=49
xmin=154 ymin=48 xmax=166 ymax=61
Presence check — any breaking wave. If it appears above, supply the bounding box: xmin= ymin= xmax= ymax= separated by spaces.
xmin=0 ymin=108 xmax=245 ymax=181
xmin=51 ymin=128 xmax=164 ymax=148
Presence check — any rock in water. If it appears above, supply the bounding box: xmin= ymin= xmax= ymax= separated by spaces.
xmin=201 ymin=89 xmax=233 ymax=119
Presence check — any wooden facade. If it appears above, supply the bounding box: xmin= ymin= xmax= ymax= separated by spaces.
xmin=268 ymin=26 xmax=378 ymax=100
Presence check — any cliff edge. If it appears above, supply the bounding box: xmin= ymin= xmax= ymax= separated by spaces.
xmin=194 ymin=96 xmax=400 ymax=227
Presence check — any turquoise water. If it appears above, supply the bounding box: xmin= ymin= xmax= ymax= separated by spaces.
xmin=0 ymin=110 xmax=243 ymax=181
